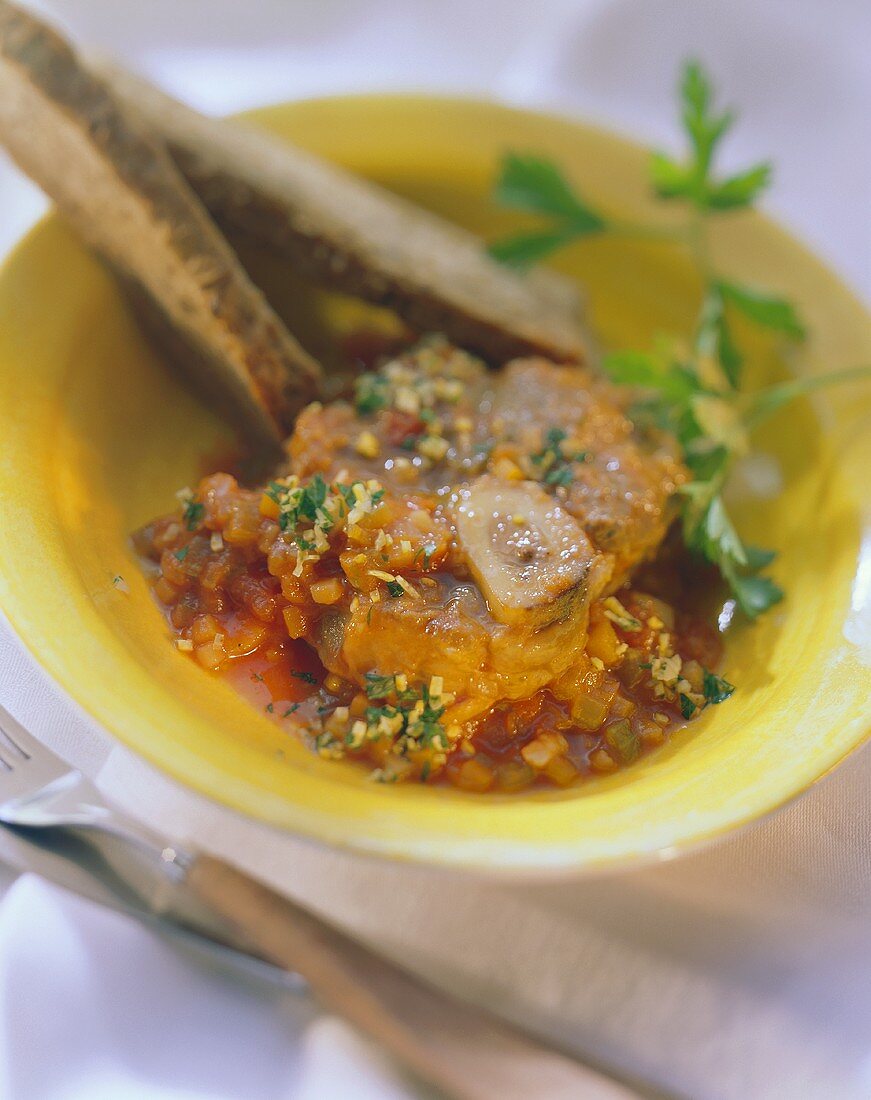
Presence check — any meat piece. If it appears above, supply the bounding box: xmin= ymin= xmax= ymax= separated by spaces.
xmin=289 ymin=341 xmax=687 ymax=587
xmin=0 ymin=1 xmax=321 ymax=449
xmin=288 ymin=339 xmax=495 ymax=492
xmin=90 ymin=58 xmax=589 ymax=366
xmin=334 ymin=570 xmax=607 ymax=720
xmin=452 ymin=476 xmax=604 ymax=627
xmin=326 ymin=476 xmax=609 ymax=713
xmin=490 ymin=359 xmax=687 ymax=585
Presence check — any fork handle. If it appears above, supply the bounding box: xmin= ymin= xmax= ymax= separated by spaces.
xmin=186 ymin=855 xmax=638 ymax=1100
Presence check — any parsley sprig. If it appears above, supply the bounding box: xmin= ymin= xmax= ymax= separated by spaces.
xmin=489 ymin=60 xmax=871 ymax=618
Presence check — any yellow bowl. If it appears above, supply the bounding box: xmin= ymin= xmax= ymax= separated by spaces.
xmin=0 ymin=96 xmax=869 ymax=874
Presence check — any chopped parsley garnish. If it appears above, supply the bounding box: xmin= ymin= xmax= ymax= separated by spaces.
xmin=364 ymin=672 xmax=398 ymax=699
xmin=386 ymin=579 xmax=404 ymax=597
xmin=182 ymin=500 xmax=204 ymax=530
xmin=291 ymin=669 xmax=317 ymax=685
xmin=355 ymin=372 xmax=390 ymax=414
xmin=530 ymin=427 xmax=585 ymax=488
xmin=265 ymin=703 xmax=274 ymax=713
xmin=334 ymin=483 xmax=356 ymax=512
xmin=531 ymin=427 xmax=567 ymax=465
xmin=283 ymin=704 xmax=300 ymax=717
xmin=251 ymin=672 xmax=264 ymax=682
xmin=703 ymin=669 xmax=735 ymax=705
xmin=488 ymin=59 xmax=871 ymax=619
xmin=413 ymin=542 xmax=437 ymax=569
xmin=266 ymin=474 xmax=336 ymax=542
xmin=265 ymin=474 xmax=385 ymax=562
xmin=545 ymin=466 xmax=573 ymax=487
xmin=357 ymin=675 xmax=453 ymax=759
xmin=173 ymin=546 xmax=189 ymax=562
xmin=679 ymin=694 xmax=697 ymax=720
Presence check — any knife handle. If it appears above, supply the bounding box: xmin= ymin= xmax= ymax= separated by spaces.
xmin=186 ymin=854 xmax=639 ymax=1100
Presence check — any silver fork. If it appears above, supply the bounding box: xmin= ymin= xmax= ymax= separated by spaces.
xmin=0 ymin=705 xmax=188 ymax=862
xmin=0 ymin=701 xmax=648 ymax=1100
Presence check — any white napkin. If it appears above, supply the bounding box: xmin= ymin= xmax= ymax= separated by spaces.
xmin=1 ymin=2 xmax=870 ymax=1098
xmin=0 ymin=874 xmax=413 ymax=1100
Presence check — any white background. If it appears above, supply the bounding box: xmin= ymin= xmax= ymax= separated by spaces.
xmin=0 ymin=2 xmax=869 ymax=1098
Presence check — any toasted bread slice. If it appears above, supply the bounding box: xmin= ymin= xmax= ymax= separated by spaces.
xmin=0 ymin=2 xmax=322 ymax=449
xmin=93 ymin=60 xmax=588 ymax=366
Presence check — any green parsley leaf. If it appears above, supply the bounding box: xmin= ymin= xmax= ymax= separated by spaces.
xmin=602 ymin=350 xmax=701 ymax=402
xmin=650 ymin=60 xmax=734 ymax=208
xmin=679 ymin=694 xmax=697 ymax=719
xmin=493 ymin=153 xmax=606 ymax=225
xmin=686 ymin=493 xmax=746 ymax=568
xmin=680 ymin=60 xmax=734 ymax=180
xmin=718 ymin=280 xmax=806 ymax=339
xmin=298 ymin=474 xmax=328 ymax=522
xmin=182 ymin=499 xmax=204 ymax=530
xmin=265 ymin=703 xmax=274 ymax=713
xmin=487 ymin=226 xmax=587 ymax=270
xmin=702 ymin=669 xmax=736 ymax=705
xmin=173 ymin=546 xmax=189 ymax=562
xmin=743 ymin=545 xmax=777 ymax=571
xmin=355 ymin=372 xmax=389 ymax=414
xmin=283 ymin=704 xmax=300 ymax=717
xmin=723 ymin=566 xmax=784 ymax=618
xmin=649 ymin=151 xmax=695 ymax=201
xmin=335 ymin=483 xmax=357 ymax=510
xmin=364 ymin=672 xmax=396 ymax=699
xmin=488 ymin=153 xmax=607 ymax=268
xmin=705 ymin=163 xmax=771 ymax=210
xmin=696 ymin=285 xmax=742 ymax=388
xmin=544 ymin=466 xmax=573 ymax=487
xmin=530 ymin=427 xmax=566 ymax=465
xmin=529 ymin=426 xmax=582 ymax=488
xmin=679 ymin=491 xmax=784 ymax=618
xmin=386 ymin=580 xmax=404 ymax=597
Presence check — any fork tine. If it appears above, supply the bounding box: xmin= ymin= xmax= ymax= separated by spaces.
xmin=0 ymin=726 xmax=29 ymax=761
xmin=0 ymin=703 xmax=38 ymax=760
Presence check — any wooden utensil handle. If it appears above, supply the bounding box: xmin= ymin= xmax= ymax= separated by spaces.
xmin=186 ymin=855 xmax=638 ymax=1100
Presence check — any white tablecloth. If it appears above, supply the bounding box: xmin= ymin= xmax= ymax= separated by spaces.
xmin=1 ymin=2 xmax=869 ymax=1098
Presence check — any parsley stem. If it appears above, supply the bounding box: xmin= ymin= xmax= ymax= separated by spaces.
xmin=687 ymin=210 xmax=713 ymax=280
xmin=742 ymin=364 xmax=871 ymax=431
xmin=608 ymin=220 xmax=690 ymax=244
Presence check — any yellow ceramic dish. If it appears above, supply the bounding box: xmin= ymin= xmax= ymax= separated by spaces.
xmin=0 ymin=96 xmax=868 ymax=874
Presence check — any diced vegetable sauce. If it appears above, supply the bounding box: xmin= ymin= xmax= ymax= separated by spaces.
xmin=136 ymin=336 xmax=732 ymax=791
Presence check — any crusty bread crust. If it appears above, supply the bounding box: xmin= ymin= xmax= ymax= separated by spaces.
xmin=0 ymin=1 xmax=322 ymax=448
xmin=94 ymin=61 xmax=589 ymax=366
